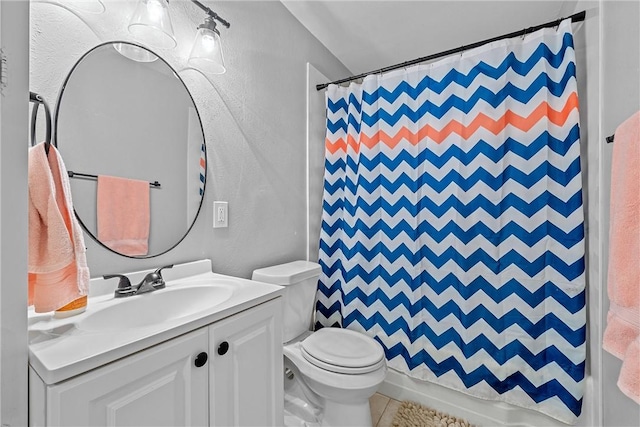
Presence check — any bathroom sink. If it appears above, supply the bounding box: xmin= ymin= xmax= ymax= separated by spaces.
xmin=77 ymin=284 xmax=234 ymax=331
xmin=29 ymin=260 xmax=285 ymax=385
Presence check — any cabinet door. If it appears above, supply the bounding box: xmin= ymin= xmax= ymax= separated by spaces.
xmin=209 ymin=298 xmax=283 ymax=426
xmin=47 ymin=328 xmax=209 ymax=427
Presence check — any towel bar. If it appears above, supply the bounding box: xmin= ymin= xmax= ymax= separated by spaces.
xmin=29 ymin=91 xmax=53 ymax=154
xmin=67 ymin=171 xmax=161 ymax=188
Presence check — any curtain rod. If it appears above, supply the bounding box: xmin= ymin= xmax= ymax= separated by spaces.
xmin=316 ymin=10 xmax=586 ymax=91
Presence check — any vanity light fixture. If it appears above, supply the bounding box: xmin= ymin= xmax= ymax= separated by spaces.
xmin=113 ymin=42 xmax=159 ymax=63
xmin=128 ymin=0 xmax=177 ymax=49
xmin=188 ymin=16 xmax=226 ymax=74
xmin=187 ymin=1 xmax=230 ymax=75
xmin=127 ymin=0 xmax=231 ymax=74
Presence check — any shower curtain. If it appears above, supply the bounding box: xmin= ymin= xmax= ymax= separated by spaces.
xmin=316 ymin=19 xmax=585 ymax=424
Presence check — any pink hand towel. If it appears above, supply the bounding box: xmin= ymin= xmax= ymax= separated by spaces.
xmin=602 ymin=111 xmax=640 ymax=404
xmin=28 ymin=142 xmax=89 ymax=313
xmin=97 ymin=175 xmax=150 ymax=256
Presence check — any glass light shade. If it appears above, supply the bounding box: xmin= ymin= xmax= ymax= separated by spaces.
xmin=113 ymin=43 xmax=158 ymax=63
xmin=188 ymin=27 xmax=226 ymax=74
xmin=128 ymin=0 xmax=176 ymax=50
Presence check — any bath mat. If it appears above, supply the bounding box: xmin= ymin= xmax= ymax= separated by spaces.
xmin=391 ymin=401 xmax=474 ymax=427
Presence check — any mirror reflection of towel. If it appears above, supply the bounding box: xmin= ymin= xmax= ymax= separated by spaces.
xmin=97 ymin=175 xmax=150 ymax=256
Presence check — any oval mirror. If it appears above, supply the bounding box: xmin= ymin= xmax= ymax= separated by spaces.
xmin=54 ymin=41 xmax=207 ymax=258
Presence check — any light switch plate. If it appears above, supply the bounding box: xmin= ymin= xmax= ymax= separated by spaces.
xmin=213 ymin=201 xmax=228 ymax=228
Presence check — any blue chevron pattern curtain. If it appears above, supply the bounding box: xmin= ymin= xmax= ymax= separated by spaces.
xmin=316 ymin=19 xmax=585 ymax=423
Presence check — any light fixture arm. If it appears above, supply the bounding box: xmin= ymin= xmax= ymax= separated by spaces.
xmin=190 ymin=0 xmax=230 ymax=29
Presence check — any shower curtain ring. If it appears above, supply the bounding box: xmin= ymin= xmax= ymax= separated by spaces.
xmin=555 ymin=18 xmax=562 ymax=31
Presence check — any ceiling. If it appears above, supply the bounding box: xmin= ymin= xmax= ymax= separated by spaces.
xmin=281 ymin=1 xmax=577 ymax=76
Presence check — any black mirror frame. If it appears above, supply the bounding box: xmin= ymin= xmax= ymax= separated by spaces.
xmin=53 ymin=40 xmax=208 ymax=259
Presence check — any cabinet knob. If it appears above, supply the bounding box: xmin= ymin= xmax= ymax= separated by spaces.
xmin=217 ymin=341 xmax=229 ymax=355
xmin=194 ymin=352 xmax=208 ymax=367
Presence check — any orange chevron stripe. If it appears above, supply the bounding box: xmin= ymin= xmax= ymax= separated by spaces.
xmin=326 ymin=92 xmax=579 ymax=154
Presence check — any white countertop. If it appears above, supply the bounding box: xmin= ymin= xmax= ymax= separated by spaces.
xmin=28 ymin=260 xmax=284 ymax=385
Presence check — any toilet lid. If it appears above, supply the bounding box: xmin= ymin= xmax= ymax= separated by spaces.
xmin=300 ymin=328 xmax=385 ymax=374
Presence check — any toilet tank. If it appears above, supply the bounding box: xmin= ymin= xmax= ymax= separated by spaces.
xmin=252 ymin=260 xmax=321 ymax=343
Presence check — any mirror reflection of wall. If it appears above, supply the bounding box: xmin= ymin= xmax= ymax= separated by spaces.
xmin=55 ymin=42 xmax=206 ymax=257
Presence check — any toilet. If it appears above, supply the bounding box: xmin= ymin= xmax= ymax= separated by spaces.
xmin=252 ymin=261 xmax=387 ymax=427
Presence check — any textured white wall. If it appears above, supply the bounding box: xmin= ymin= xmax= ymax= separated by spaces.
xmin=30 ymin=0 xmax=350 ymax=278
xmin=306 ymin=63 xmax=328 ymax=263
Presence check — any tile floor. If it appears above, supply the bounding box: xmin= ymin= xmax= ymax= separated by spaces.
xmin=370 ymin=393 xmax=402 ymax=427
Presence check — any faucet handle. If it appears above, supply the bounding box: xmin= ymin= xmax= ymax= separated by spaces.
xmin=142 ymin=265 xmax=174 ymax=291
xmin=153 ymin=264 xmax=174 ymax=289
xmin=104 ymin=274 xmax=135 ymax=298
xmin=154 ymin=264 xmax=174 ymax=276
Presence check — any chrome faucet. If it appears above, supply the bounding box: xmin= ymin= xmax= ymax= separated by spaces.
xmin=105 ymin=265 xmax=174 ymax=298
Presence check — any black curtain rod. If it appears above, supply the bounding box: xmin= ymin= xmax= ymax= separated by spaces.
xmin=316 ymin=10 xmax=586 ymax=91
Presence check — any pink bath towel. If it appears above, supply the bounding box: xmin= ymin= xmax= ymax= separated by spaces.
xmin=602 ymin=111 xmax=640 ymax=404
xmin=97 ymin=175 xmax=150 ymax=256
xmin=28 ymin=142 xmax=89 ymax=313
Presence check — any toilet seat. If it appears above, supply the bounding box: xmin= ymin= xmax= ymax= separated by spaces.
xmin=300 ymin=328 xmax=385 ymax=374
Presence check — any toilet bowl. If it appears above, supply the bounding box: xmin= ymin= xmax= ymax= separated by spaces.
xmin=252 ymin=261 xmax=387 ymax=427
xmin=284 ymin=329 xmax=387 ymax=426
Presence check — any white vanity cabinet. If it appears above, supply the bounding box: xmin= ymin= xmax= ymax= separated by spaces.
xmin=43 ymin=328 xmax=209 ymax=427
xmin=29 ymin=298 xmax=283 ymax=427
xmin=209 ymin=297 xmax=283 ymax=426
